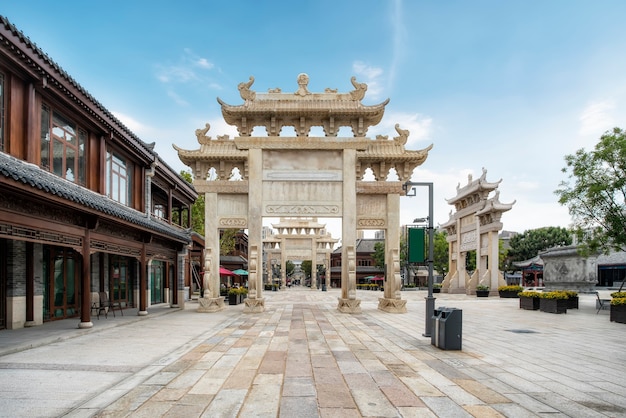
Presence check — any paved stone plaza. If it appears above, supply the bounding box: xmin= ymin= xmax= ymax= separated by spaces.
xmin=0 ymin=288 xmax=624 ymax=417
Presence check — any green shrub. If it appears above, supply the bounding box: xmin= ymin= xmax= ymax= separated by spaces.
xmin=498 ymin=285 xmax=523 ymax=292
xmin=610 ymin=297 xmax=626 ymax=306
xmin=611 ymin=292 xmax=626 ymax=299
xmin=518 ymin=291 xmax=541 ymax=298
xmin=538 ymin=291 xmax=568 ymax=300
xmin=476 ymin=285 xmax=490 ymax=291
xmin=433 ymin=283 xmax=442 ymax=289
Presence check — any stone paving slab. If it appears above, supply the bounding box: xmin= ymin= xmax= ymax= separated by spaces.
xmin=0 ymin=289 xmax=625 ymax=417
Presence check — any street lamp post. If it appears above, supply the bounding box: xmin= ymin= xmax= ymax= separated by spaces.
xmin=403 ymin=181 xmax=435 ymax=337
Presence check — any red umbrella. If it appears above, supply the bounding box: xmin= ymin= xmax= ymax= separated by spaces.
xmin=220 ymin=266 xmax=235 ymax=276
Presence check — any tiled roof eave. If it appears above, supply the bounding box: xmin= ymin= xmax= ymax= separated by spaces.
xmin=0 ymin=152 xmax=190 ymax=243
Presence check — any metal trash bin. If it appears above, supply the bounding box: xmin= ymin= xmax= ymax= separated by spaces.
xmin=431 ymin=308 xmax=444 ymax=346
xmin=432 ymin=307 xmax=462 ymax=350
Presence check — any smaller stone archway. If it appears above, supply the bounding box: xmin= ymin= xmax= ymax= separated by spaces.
xmin=263 ymin=218 xmax=338 ymax=289
xmin=440 ymin=168 xmax=515 ymax=294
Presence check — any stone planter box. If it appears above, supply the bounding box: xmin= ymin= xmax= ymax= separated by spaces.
xmin=540 ymin=298 xmax=568 ymax=314
xmin=610 ymin=304 xmax=626 ymax=323
xmin=499 ymin=290 xmax=520 ymax=298
xmin=228 ymin=294 xmax=239 ymax=305
xmin=566 ymin=296 xmax=579 ymax=309
xmin=476 ymin=290 xmax=490 ymax=297
xmin=520 ymin=296 xmax=540 ymax=310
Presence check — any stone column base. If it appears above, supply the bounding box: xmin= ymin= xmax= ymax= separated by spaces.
xmin=243 ymin=297 xmax=265 ymax=313
xmin=77 ymin=321 xmax=94 ymax=329
xmin=378 ymin=297 xmax=407 ymax=313
xmin=197 ymin=297 xmax=225 ymax=313
xmin=337 ymin=298 xmax=361 ymax=313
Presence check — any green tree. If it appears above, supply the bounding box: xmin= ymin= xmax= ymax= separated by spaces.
xmin=180 ymin=170 xmax=205 ymax=235
xmin=556 ymin=127 xmax=626 ymax=254
xmin=372 ymin=241 xmax=385 ymax=268
xmin=465 ymin=250 xmax=476 ymax=272
xmin=219 ymin=229 xmax=237 ymax=256
xmin=433 ymin=229 xmax=449 ymax=278
xmin=285 ymin=260 xmax=295 ymax=277
xmin=508 ymin=227 xmax=572 ymax=262
xmin=301 ymin=260 xmax=312 ymax=279
xmin=499 ymin=240 xmax=510 ymax=271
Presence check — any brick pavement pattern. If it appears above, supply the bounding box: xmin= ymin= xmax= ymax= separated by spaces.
xmin=0 ymin=288 xmax=625 ymax=417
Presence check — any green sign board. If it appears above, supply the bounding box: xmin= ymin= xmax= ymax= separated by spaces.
xmin=408 ymin=227 xmax=426 ymax=263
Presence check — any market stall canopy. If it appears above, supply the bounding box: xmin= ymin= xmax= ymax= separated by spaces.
xmin=232 ymin=269 xmax=248 ymax=275
xmin=370 ymin=276 xmax=384 ymax=281
xmin=220 ymin=267 xmax=235 ymax=276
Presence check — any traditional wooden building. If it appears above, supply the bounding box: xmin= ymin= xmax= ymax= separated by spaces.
xmin=0 ymin=16 xmax=197 ymax=330
xmin=330 ymin=238 xmax=385 ymax=289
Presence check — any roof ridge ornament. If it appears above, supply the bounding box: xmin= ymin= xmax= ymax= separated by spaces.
xmin=238 ymin=76 xmax=256 ymax=101
xmin=349 ymin=76 xmax=367 ymax=101
xmin=195 ymin=123 xmax=212 ymax=144
xmin=394 ymin=124 xmax=409 ymax=145
xmin=295 ymin=73 xmax=311 ymax=97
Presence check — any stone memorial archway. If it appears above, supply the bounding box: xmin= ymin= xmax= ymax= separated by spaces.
xmin=264 ymin=218 xmax=338 ymax=289
xmin=175 ymin=74 xmax=432 ymax=313
xmin=440 ymin=169 xmax=515 ymax=294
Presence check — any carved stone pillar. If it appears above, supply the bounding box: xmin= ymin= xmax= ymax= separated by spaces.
xmin=379 ymin=192 xmax=406 ymax=313
xmin=338 ymin=149 xmax=360 ymax=313
xmin=198 ymin=192 xmax=224 ymax=313
xmin=244 ymin=148 xmax=265 ymax=313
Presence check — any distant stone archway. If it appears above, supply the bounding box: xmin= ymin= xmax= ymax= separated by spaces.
xmin=175 ymin=74 xmax=432 ymax=313
xmin=440 ymin=168 xmax=515 ymax=295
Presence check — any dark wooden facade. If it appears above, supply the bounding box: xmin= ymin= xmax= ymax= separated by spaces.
xmin=0 ymin=16 xmax=197 ymax=330
xmin=330 ymin=238 xmax=384 ymax=288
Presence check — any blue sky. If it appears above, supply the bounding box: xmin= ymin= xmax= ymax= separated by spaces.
xmin=3 ymin=1 xmax=626 ymax=238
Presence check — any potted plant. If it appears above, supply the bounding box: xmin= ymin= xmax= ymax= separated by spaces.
xmin=563 ymin=290 xmax=579 ymax=309
xmin=539 ymin=291 xmax=568 ymax=314
xmin=610 ymin=292 xmax=626 ymax=323
xmin=498 ymin=285 xmax=522 ymax=298
xmin=239 ymin=287 xmax=248 ymax=304
xmin=433 ymin=283 xmax=442 ymax=293
xmin=228 ymin=288 xmax=240 ymax=305
xmin=476 ymin=285 xmax=490 ymax=297
xmin=519 ymin=291 xmax=541 ymax=310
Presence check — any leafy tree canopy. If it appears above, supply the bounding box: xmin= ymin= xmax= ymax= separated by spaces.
xmin=508 ymin=226 xmax=572 ymax=262
xmin=180 ymin=170 xmax=204 ymax=235
xmin=433 ymin=229 xmax=449 ymax=278
xmin=372 ymin=242 xmax=385 ymax=268
xmin=219 ymin=229 xmax=237 ymax=256
xmin=556 ymin=127 xmax=626 ymax=254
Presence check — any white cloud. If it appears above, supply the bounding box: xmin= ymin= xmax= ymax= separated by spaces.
xmin=369 ymin=111 xmax=433 ymax=148
xmin=155 ymin=49 xmax=215 ymax=85
xmin=196 ymin=58 xmax=214 ymax=70
xmin=579 ymin=99 xmax=615 ymax=137
xmin=514 ymin=180 xmax=539 ymax=191
xmin=111 ymin=111 xmax=149 ymax=135
xmin=167 ymin=90 xmax=189 ymax=106
xmin=352 ymin=61 xmax=385 ymax=99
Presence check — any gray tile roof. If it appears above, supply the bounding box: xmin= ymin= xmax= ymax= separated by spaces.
xmin=0 ymin=152 xmax=190 ymax=243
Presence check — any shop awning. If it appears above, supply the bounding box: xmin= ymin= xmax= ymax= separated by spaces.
xmin=220 ymin=267 xmax=235 ymax=276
